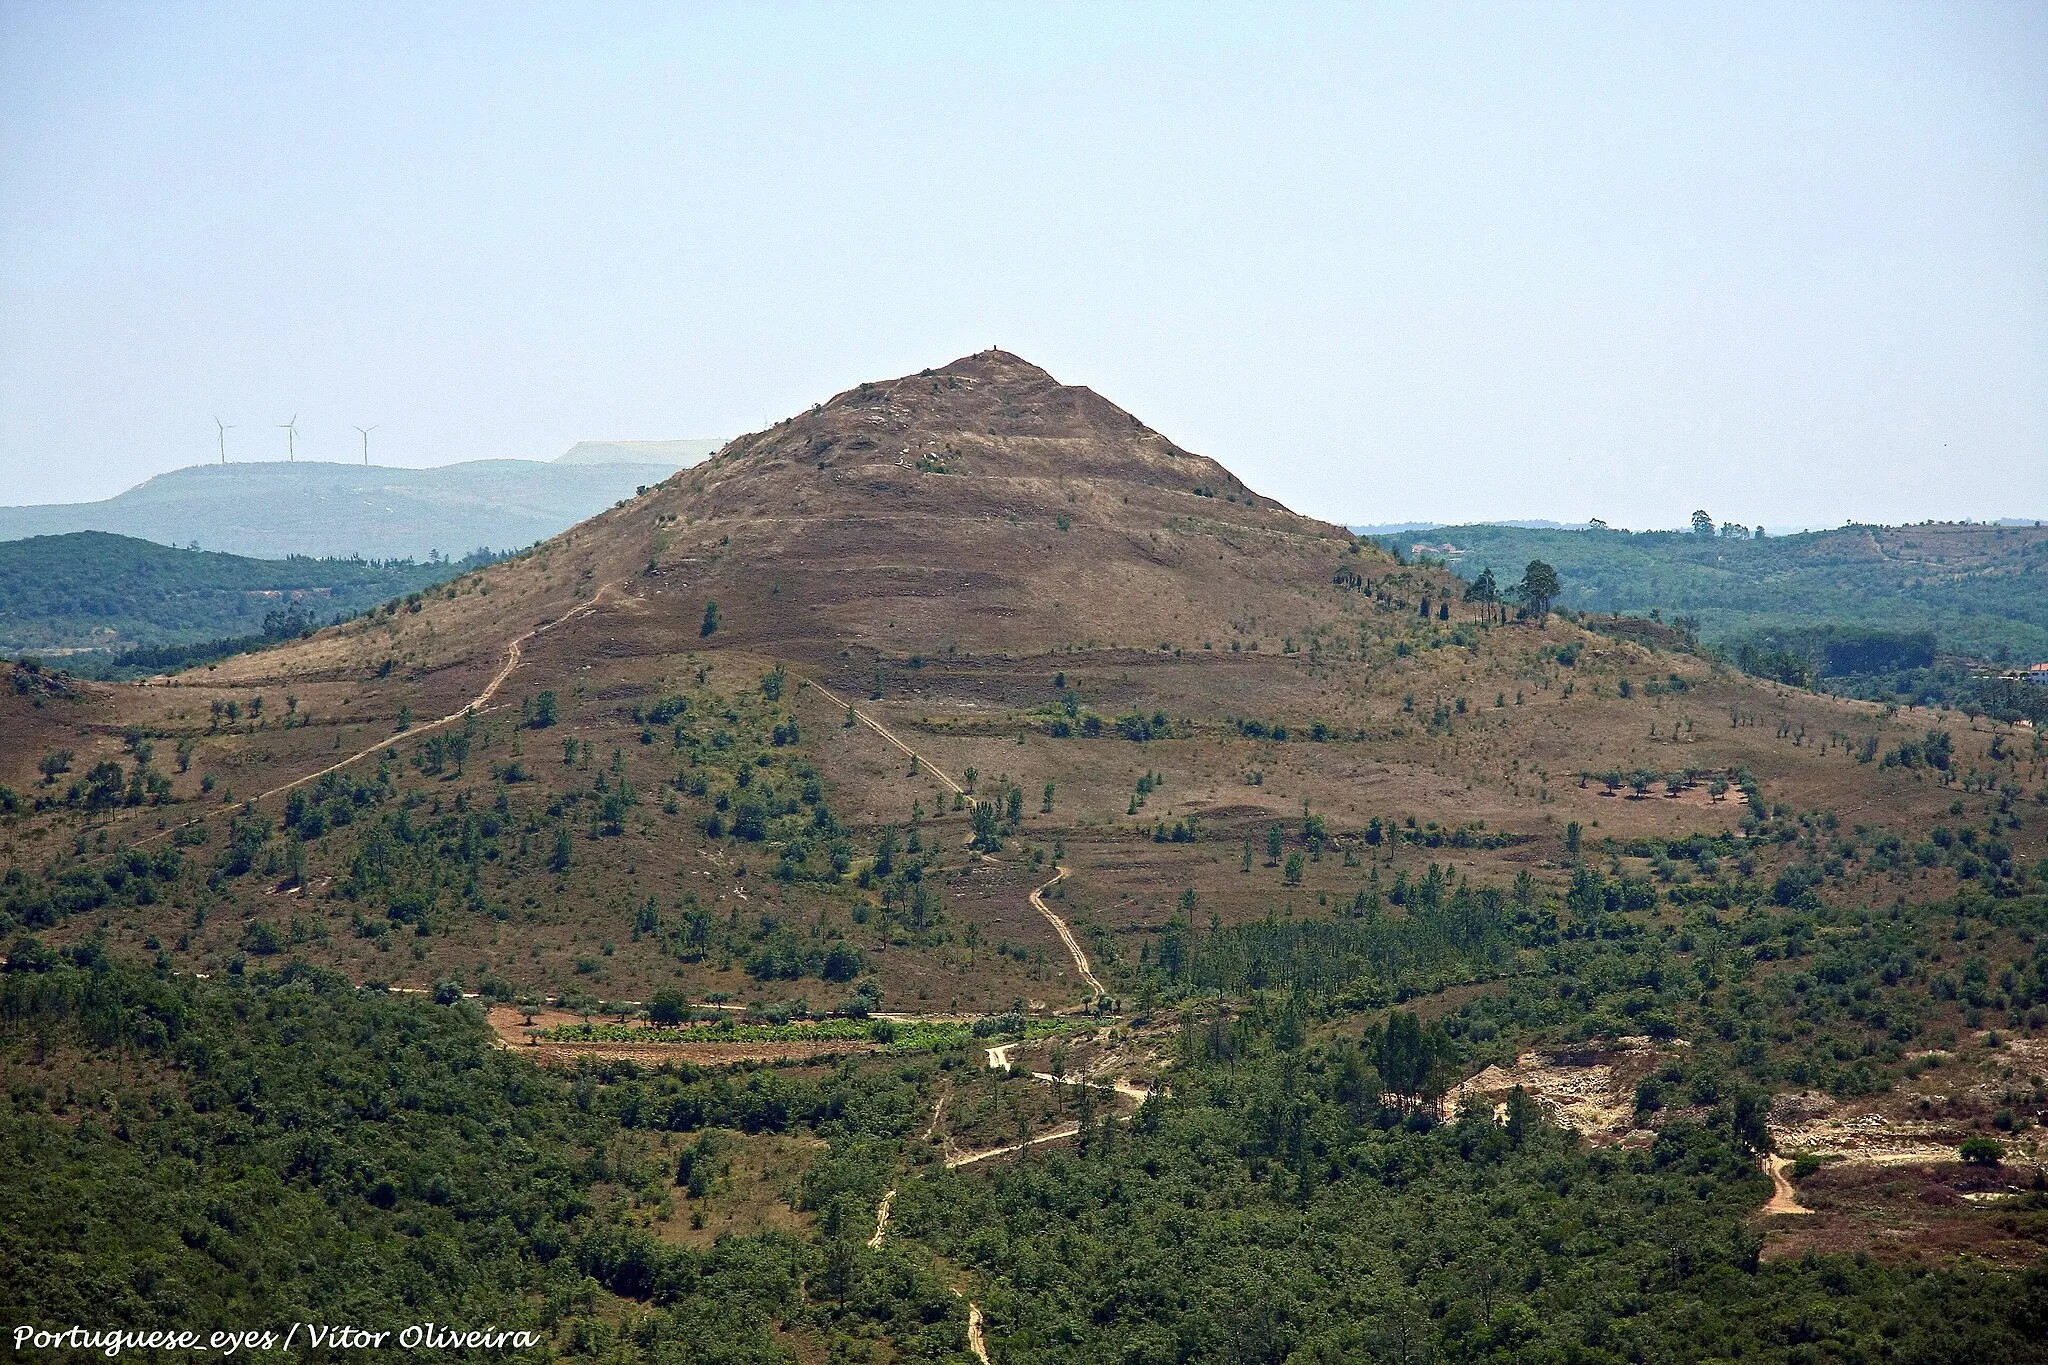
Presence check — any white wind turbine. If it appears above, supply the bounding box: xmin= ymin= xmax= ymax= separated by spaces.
xmin=279 ymin=414 xmax=299 ymax=461
xmin=354 ymin=424 xmax=378 ymax=465
xmin=214 ymin=416 xmax=236 ymax=463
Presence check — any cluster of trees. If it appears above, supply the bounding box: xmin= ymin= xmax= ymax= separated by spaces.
xmin=1691 ymin=509 xmax=1767 ymax=539
xmin=1152 ymin=869 xmax=1522 ymax=1001
xmin=32 ymin=755 xmax=172 ymax=814
xmin=860 ymin=826 xmax=950 ymax=943
xmin=1444 ymin=560 xmax=1562 ymax=622
xmin=1365 ymin=815 xmax=1528 ymax=851
xmin=1733 ymin=626 xmax=1941 ymax=692
xmin=742 ymin=921 xmax=865 ymax=983
xmin=1115 ymin=709 xmax=1173 ymax=741
xmin=1883 ymin=729 xmax=1956 ymax=772
xmin=0 ymin=847 xmax=186 ymax=931
xmin=640 ymin=893 xmax=867 ymax=984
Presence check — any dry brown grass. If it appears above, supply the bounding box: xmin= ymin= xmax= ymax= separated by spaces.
xmin=1758 ymin=1161 xmax=2048 ymax=1267
xmin=3 ymin=352 xmax=2042 ymax=1022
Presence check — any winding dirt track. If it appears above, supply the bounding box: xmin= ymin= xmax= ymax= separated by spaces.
xmin=946 ymin=1122 xmax=1086 ymax=1169
xmin=118 ymin=586 xmax=622 ymax=856
xmin=804 ymin=678 xmax=964 ymax=795
xmin=966 ymin=1302 xmax=990 ymax=1365
xmin=1028 ymin=867 xmax=1104 ymax=998
xmin=1763 ymin=1156 xmax=1814 ymax=1215
xmin=260 ymin=585 xmax=623 ymax=804
xmin=803 ymin=677 xmax=1106 ymax=1003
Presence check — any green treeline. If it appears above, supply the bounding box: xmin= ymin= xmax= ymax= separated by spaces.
xmin=1422 ymin=521 xmax=2048 ymax=663
xmin=6 ymin=891 xmax=2048 ymax=1358
xmin=0 ymin=954 xmax=970 ymax=1362
xmin=898 ymin=1003 xmax=2048 ymax=1362
xmin=1164 ymin=868 xmax=1523 ymax=1000
xmin=0 ymin=531 xmax=499 ymax=661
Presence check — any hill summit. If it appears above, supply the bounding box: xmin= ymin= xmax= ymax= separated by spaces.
xmin=718 ymin=349 xmax=1232 ymax=490
xmin=596 ymin=350 xmax=1361 ymax=663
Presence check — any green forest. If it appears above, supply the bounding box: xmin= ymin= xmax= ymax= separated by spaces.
xmin=8 ymin=736 xmax=2048 ymax=1358
xmin=1406 ymin=521 xmax=2048 ymax=665
xmin=5 ymin=931 xmax=2046 ymax=1363
xmin=6 ymin=581 xmax=2048 ymax=1359
xmin=0 ymin=532 xmax=498 ymax=665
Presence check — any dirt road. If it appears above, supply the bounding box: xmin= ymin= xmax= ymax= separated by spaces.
xmin=1763 ymin=1156 xmax=1814 ymax=1215
xmin=261 ymin=585 xmax=623 ymax=804
xmin=1019 ymin=1070 xmax=1148 ymax=1103
xmin=1029 ymin=866 xmax=1104 ymax=999
xmin=946 ymin=1122 xmax=1085 ymax=1168
xmin=805 ymin=677 xmax=1104 ymax=1005
xmin=804 ymin=677 xmax=964 ymax=795
xmin=987 ymin=1038 xmax=1151 ymax=1104
xmin=869 ymin=1195 xmax=988 ymax=1363
xmin=967 ymin=1302 xmax=990 ymax=1365
xmin=119 ymin=585 xmax=624 ymax=856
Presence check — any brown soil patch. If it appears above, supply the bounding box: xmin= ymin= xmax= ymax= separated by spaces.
xmin=1759 ymin=1161 xmax=2048 ymax=1267
xmin=1445 ymin=1038 xmax=1684 ymax=1141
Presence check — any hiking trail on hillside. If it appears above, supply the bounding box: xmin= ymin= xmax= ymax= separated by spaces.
xmin=118 ymin=585 xmax=624 ymax=856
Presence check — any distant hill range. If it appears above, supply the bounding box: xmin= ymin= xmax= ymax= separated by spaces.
xmin=0 ymin=441 xmax=722 ymax=560
xmin=555 ymin=439 xmax=721 ymax=467
xmin=0 ymin=531 xmax=496 ymax=663
xmin=1377 ymin=520 xmax=2048 ymax=664
xmin=1351 ymin=519 xmax=1590 ymax=536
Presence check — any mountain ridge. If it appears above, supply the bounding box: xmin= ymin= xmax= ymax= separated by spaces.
xmin=0 ymin=458 xmax=667 ymax=560
xmin=1410 ymin=519 xmax=2048 ymax=662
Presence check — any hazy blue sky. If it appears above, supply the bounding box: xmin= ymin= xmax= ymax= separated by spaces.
xmin=3 ymin=2 xmax=2043 ymax=528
